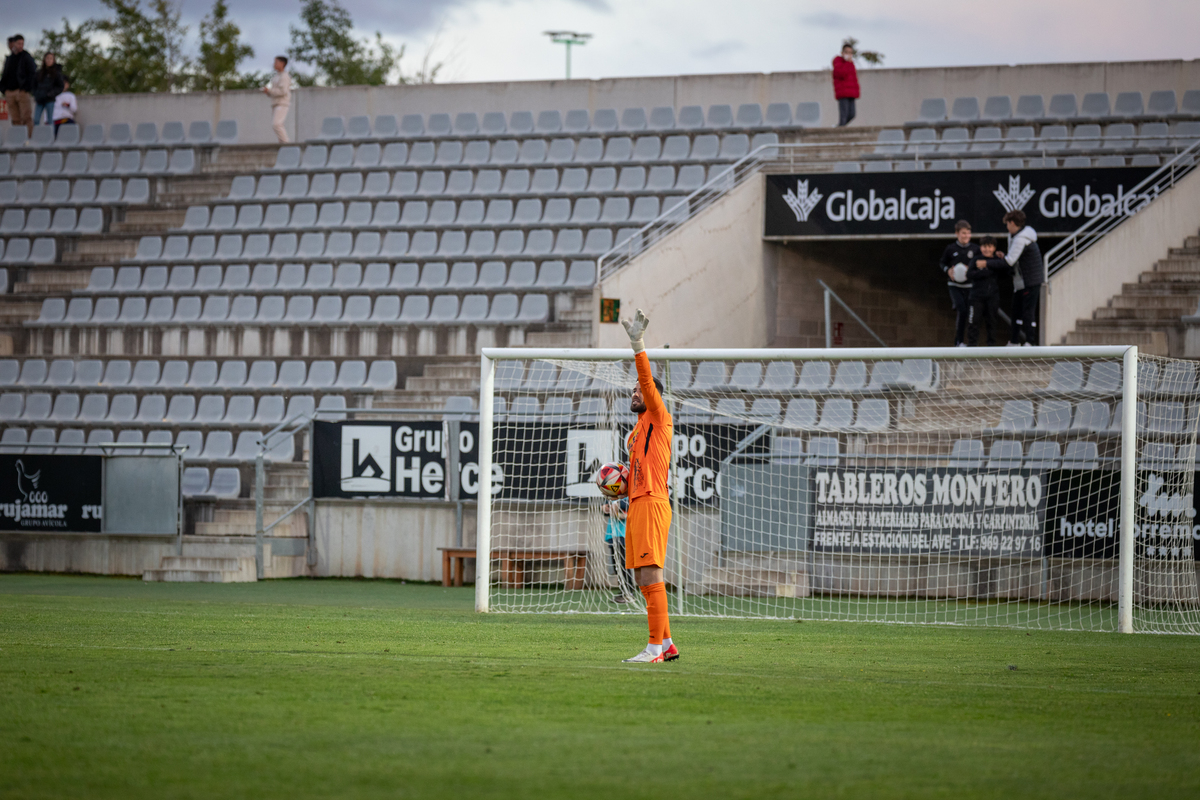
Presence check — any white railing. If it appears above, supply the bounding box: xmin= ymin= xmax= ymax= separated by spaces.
xmin=597 ymin=140 xmax=869 ymax=280
xmin=1045 ymin=138 xmax=1200 ymax=276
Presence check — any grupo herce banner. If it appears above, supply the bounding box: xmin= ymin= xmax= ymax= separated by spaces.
xmin=0 ymin=454 xmax=103 ymax=532
xmin=764 ymin=166 xmax=1156 ymax=238
xmin=312 ymin=421 xmax=450 ymax=500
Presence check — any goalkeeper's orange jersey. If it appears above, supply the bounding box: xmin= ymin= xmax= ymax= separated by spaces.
xmin=626 ymin=351 xmax=673 ymax=502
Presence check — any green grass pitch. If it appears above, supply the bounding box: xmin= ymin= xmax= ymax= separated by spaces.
xmin=1 ymin=574 xmax=1198 ymax=799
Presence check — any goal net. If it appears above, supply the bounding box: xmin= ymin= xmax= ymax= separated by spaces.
xmin=475 ymin=347 xmax=1200 ymax=634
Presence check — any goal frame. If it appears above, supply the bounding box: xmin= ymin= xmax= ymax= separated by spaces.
xmin=475 ymin=345 xmax=1139 ymax=632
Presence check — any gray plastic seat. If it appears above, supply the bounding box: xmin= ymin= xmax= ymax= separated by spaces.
xmin=780 ymin=398 xmax=816 ymax=429
xmin=1081 ymin=92 xmax=1112 ymax=120
xmin=1048 ymin=93 xmax=1079 ymax=121
xmin=1065 ymin=401 xmax=1109 ymax=434
xmin=1061 ymin=441 xmax=1099 ymax=470
xmin=948 ymin=439 xmax=984 ymax=468
xmin=1036 ymin=400 xmax=1073 ymax=433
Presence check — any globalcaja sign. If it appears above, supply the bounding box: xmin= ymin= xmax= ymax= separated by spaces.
xmin=764 ymin=167 xmax=1156 ymax=238
xmin=0 ymin=454 xmax=103 ymax=532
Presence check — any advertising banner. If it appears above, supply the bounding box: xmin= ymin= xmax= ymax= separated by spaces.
xmin=0 ymin=454 xmax=103 ymax=532
xmin=508 ymin=422 xmax=769 ymax=504
xmin=764 ymin=167 xmax=1156 ymax=238
xmin=812 ymin=467 xmax=1047 ymax=557
xmin=1046 ymin=469 xmax=1199 ymax=561
xmin=312 ymin=421 xmax=449 ymax=499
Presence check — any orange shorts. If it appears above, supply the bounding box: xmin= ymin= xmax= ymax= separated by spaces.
xmin=625 ymin=497 xmax=672 ymax=569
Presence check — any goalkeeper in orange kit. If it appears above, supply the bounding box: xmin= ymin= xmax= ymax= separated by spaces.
xmin=620 ymin=309 xmax=679 ymax=664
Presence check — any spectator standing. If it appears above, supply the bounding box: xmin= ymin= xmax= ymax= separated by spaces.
xmin=832 ymin=42 xmax=860 ymax=127
xmin=1 ymin=34 xmax=38 ymax=135
xmin=939 ymin=220 xmax=978 ymax=347
xmin=1000 ymin=209 xmax=1044 ymax=346
xmin=32 ymin=51 xmax=64 ymax=126
xmin=967 ymin=236 xmax=1008 ymax=346
xmin=262 ymin=56 xmax=291 ymax=143
xmin=52 ymin=79 xmax=77 ymax=136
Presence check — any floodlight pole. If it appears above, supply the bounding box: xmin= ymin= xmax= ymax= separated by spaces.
xmin=543 ymin=31 xmax=592 ymax=80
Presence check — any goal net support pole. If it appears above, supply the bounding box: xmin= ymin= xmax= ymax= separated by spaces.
xmin=477 ymin=345 xmax=1200 ymax=638
xmin=1119 ymin=346 xmax=1137 ymax=633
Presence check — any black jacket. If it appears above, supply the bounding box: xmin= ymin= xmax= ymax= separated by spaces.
xmin=0 ymin=50 xmax=37 ymax=94
xmin=939 ymin=240 xmax=979 ymax=290
xmin=966 ymin=257 xmax=1008 ymax=296
xmin=33 ymin=64 xmax=64 ymax=104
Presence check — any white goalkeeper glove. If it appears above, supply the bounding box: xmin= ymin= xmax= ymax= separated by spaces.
xmin=621 ymin=308 xmax=649 ymax=354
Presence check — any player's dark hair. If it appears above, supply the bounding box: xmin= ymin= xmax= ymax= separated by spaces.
xmin=1003 ymin=209 xmax=1026 ymax=227
xmin=653 ymin=377 xmax=664 ymax=394
xmin=276 ymin=55 xmax=289 ymax=66
xmin=954 ymin=219 xmax=971 ymax=232
xmin=980 ymin=235 xmax=997 ymax=246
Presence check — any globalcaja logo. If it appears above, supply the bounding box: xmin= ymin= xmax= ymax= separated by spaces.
xmin=1 ymin=458 xmax=72 ymax=526
xmin=783 ymin=179 xmax=823 ymax=222
xmin=993 ymin=175 xmax=1035 ymax=213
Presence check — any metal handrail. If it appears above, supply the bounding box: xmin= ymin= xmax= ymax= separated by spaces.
xmin=1045 ymin=138 xmax=1200 ymax=277
xmin=597 ymin=140 xmax=864 ymax=280
xmin=252 ymin=406 xmax=484 ymax=579
xmin=820 ymin=280 xmax=887 ymax=348
xmin=596 ymin=133 xmax=1200 ymax=281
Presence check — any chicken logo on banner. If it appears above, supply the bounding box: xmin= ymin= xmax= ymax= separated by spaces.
xmin=783 ymin=179 xmax=823 ymax=222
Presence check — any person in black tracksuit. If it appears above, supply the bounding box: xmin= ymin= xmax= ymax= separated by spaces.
xmin=939 ymin=220 xmax=978 ymax=346
xmin=999 ymin=209 xmax=1045 ymax=346
xmin=967 ymin=236 xmax=1006 ymax=346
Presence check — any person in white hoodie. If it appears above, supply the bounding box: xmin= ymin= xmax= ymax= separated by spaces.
xmin=262 ymin=56 xmax=291 ymax=143
xmin=999 ymin=209 xmax=1044 ymax=346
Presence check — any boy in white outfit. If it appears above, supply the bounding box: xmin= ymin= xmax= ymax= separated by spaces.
xmin=262 ymin=56 xmax=291 ymax=143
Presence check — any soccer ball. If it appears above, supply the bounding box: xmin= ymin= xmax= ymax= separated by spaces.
xmin=951 ymin=263 xmax=969 ymax=283
xmin=594 ymin=462 xmax=629 ymax=498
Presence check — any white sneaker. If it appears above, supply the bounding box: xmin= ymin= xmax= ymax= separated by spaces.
xmin=1005 ymin=342 xmax=1020 ymax=347
xmin=622 ymin=647 xmax=664 ymax=663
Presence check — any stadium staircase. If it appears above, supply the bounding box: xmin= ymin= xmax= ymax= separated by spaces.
xmin=1065 ymin=228 xmax=1200 ymax=356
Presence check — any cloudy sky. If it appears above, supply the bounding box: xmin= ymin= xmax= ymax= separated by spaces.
xmin=19 ymin=0 xmax=1200 ymax=83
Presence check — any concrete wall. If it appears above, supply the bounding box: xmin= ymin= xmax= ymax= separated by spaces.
xmin=1046 ymin=167 xmax=1200 ymax=345
xmin=49 ymin=59 xmax=1200 ymax=146
xmin=314 ymin=500 xmax=474 ymax=582
xmin=0 ymin=534 xmax=177 ymax=575
xmin=596 ymin=175 xmax=772 ymax=349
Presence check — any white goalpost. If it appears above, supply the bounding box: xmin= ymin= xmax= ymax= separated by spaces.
xmin=475 ymin=345 xmax=1200 ymax=635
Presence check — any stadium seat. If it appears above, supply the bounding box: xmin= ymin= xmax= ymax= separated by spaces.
xmin=1025 ymin=441 xmax=1061 ymax=469
xmin=948 ymin=439 xmax=984 ymax=468
xmin=805 ymin=437 xmax=839 ymax=467
xmin=987 ymin=441 xmax=1023 ymax=469
xmin=949 ymin=97 xmax=980 ymax=123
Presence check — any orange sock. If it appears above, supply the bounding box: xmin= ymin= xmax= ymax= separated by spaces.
xmin=663 ymin=613 xmax=671 ymax=641
xmin=640 ymin=582 xmax=668 ymax=645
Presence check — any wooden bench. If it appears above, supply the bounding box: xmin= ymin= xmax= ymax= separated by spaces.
xmin=438 ymin=548 xmax=588 ymax=590
xmin=438 ymin=548 xmax=476 ymax=587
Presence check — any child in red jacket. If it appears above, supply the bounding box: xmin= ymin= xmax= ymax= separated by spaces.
xmin=832 ymin=43 xmax=860 ymax=126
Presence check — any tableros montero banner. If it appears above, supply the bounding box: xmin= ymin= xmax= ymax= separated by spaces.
xmin=812 ymin=468 xmax=1047 ymax=557
xmin=764 ymin=167 xmax=1156 ymax=237
xmin=0 ymin=454 xmax=103 ymax=532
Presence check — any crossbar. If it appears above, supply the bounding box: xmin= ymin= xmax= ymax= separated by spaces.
xmin=481 ymin=345 xmax=1132 ymax=361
